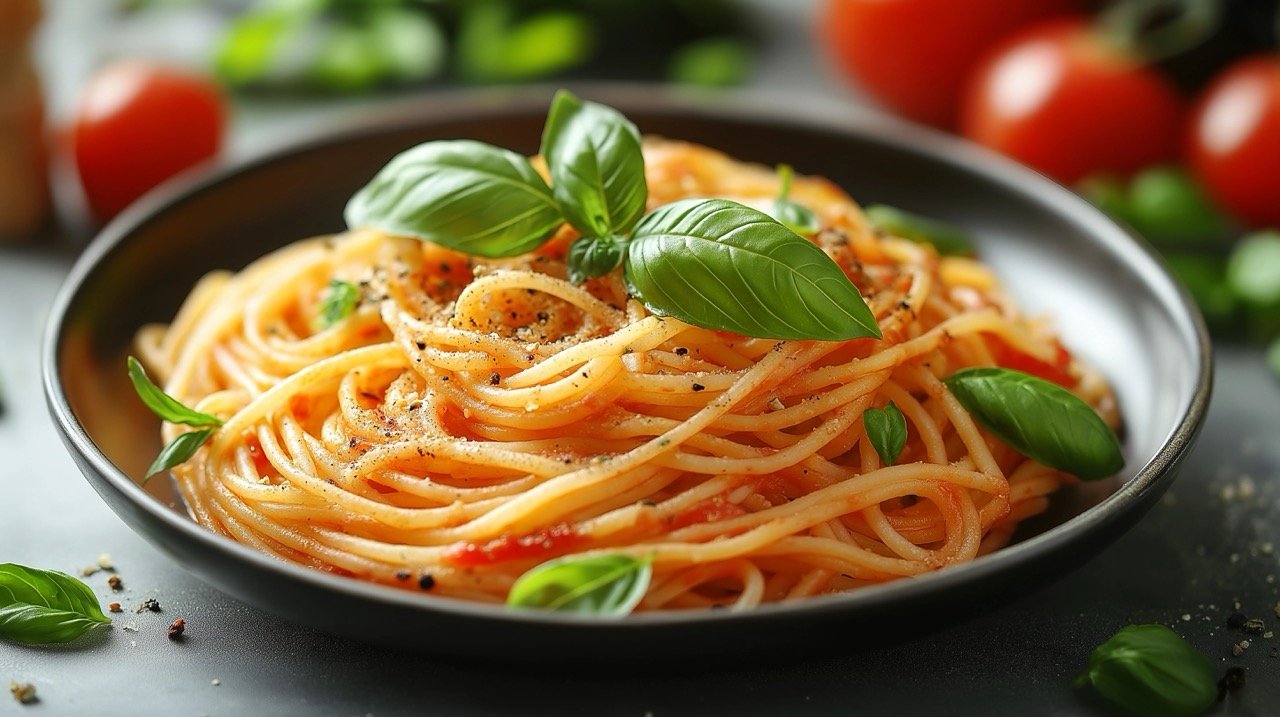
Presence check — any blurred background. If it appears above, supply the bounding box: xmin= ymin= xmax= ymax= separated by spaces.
xmin=2 ymin=0 xmax=1279 ymax=363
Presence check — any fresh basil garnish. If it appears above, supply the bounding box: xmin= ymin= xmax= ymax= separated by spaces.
xmin=540 ymin=89 xmax=648 ymax=238
xmin=771 ymin=164 xmax=820 ymax=236
xmin=318 ymin=278 xmax=360 ymax=328
xmin=626 ymin=199 xmax=881 ymax=341
xmin=945 ymin=367 xmax=1123 ymax=480
xmin=507 ymin=553 xmax=651 ymax=615
xmin=1076 ymin=624 xmax=1217 ymax=717
xmin=0 ymin=564 xmax=110 ymax=645
xmin=145 ymin=428 xmax=216 ymax=481
xmin=127 ymin=357 xmax=223 ymax=428
xmin=566 ymin=234 xmax=625 ymax=284
xmin=864 ymin=204 xmax=975 ymax=257
xmin=345 ymin=140 xmax=563 ymax=258
xmin=863 ymin=401 xmax=907 ymax=466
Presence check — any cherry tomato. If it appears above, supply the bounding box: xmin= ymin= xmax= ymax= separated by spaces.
xmin=71 ymin=61 xmax=227 ymax=223
xmin=959 ymin=18 xmax=1183 ymax=185
xmin=1186 ymin=56 xmax=1280 ymax=229
xmin=819 ymin=0 xmax=1077 ymax=129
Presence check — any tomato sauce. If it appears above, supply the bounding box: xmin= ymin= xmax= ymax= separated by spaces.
xmin=442 ymin=522 xmax=583 ymax=567
xmin=986 ymin=335 xmax=1076 ymax=387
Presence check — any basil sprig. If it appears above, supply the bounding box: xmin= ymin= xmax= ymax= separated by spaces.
xmin=864 ymin=204 xmax=975 ymax=257
xmin=507 ymin=553 xmax=651 ymax=615
xmin=945 ymin=367 xmax=1123 ymax=480
xmin=127 ymin=356 xmax=222 ymax=482
xmin=627 ymin=199 xmax=881 ymax=340
xmin=318 ymin=278 xmax=360 ymax=328
xmin=0 ymin=564 xmax=110 ymax=645
xmin=1076 ymin=624 xmax=1217 ymax=717
xmin=345 ymin=90 xmax=881 ymax=342
xmin=863 ymin=401 xmax=907 ymax=466
xmin=770 ymin=164 xmax=820 ymax=236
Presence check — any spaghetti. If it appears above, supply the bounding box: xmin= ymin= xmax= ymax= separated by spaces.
xmin=135 ymin=138 xmax=1119 ymax=611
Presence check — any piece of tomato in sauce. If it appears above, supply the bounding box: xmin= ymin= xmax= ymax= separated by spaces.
xmin=442 ymin=522 xmax=583 ymax=567
xmin=671 ymin=495 xmax=747 ymax=530
xmin=986 ymin=335 xmax=1076 ymax=387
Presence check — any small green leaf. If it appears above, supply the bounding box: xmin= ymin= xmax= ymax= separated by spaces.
xmin=770 ymin=164 xmax=820 ymax=236
xmin=566 ymin=235 xmax=625 ymax=284
xmin=213 ymin=0 xmax=321 ymax=87
xmin=318 ymin=279 xmax=360 ymax=328
xmin=863 ymin=402 xmax=907 ymax=466
xmin=864 ymin=204 xmax=975 ymax=257
xmin=626 ymin=198 xmax=881 ymax=341
xmin=507 ymin=554 xmax=651 ymax=615
xmin=0 ymin=564 xmax=110 ymax=645
xmin=127 ymin=357 xmax=223 ymax=428
xmin=1077 ymin=624 xmax=1217 ymax=717
xmin=345 ymin=140 xmax=564 ymax=258
xmin=668 ymin=37 xmax=753 ymax=87
xmin=456 ymin=3 xmax=594 ymax=83
xmin=145 ymin=428 xmax=215 ymax=482
xmin=1127 ymin=167 xmax=1229 ymax=248
xmin=364 ymin=6 xmax=446 ymax=83
xmin=540 ymin=90 xmax=648 ymax=238
xmin=1227 ymin=231 xmax=1280 ymax=308
xmin=945 ymin=367 xmax=1123 ymax=480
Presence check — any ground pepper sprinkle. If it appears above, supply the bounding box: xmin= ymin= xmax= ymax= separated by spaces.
xmin=135 ymin=598 xmax=161 ymax=614
xmin=418 ymin=574 xmax=436 ymax=590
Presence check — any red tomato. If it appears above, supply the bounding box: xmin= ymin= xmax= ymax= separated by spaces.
xmin=959 ymin=18 xmax=1183 ymax=185
xmin=1186 ymin=56 xmax=1280 ymax=228
xmin=71 ymin=61 xmax=226 ymax=223
xmin=819 ymin=0 xmax=1077 ymax=129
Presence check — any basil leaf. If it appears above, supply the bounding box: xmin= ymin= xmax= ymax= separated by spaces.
xmin=1227 ymin=231 xmax=1280 ymax=308
xmin=1076 ymin=624 xmax=1217 ymax=717
xmin=566 ymin=234 xmax=625 ymax=285
xmin=669 ymin=37 xmax=753 ymax=87
xmin=145 ymin=428 xmax=215 ymax=482
xmin=318 ymin=279 xmax=360 ymax=328
xmin=127 ymin=357 xmax=223 ymax=428
xmin=770 ymin=164 xmax=820 ymax=236
xmin=0 ymin=564 xmax=110 ymax=645
xmin=944 ymin=367 xmax=1123 ymax=481
xmin=540 ymin=90 xmax=648 ymax=238
xmin=507 ymin=554 xmax=651 ymax=616
xmin=1127 ymin=167 xmax=1228 ymax=248
xmin=213 ymin=0 xmax=321 ymax=87
xmin=864 ymin=204 xmax=975 ymax=257
xmin=456 ymin=3 xmax=594 ymax=83
xmin=625 ymin=198 xmax=881 ymax=341
xmin=863 ymin=402 xmax=907 ymax=466
xmin=345 ymin=140 xmax=563 ymax=258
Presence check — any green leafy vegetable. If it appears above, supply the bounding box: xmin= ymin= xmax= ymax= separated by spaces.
xmin=944 ymin=367 xmax=1123 ymax=480
xmin=214 ymin=0 xmax=320 ymax=87
xmin=863 ymin=402 xmax=907 ymax=466
xmin=0 ymin=564 xmax=111 ymax=645
xmin=127 ymin=357 xmax=223 ymax=428
xmin=1076 ymin=624 xmax=1217 ymax=717
xmin=864 ymin=204 xmax=975 ymax=257
xmin=770 ymin=164 xmax=820 ymax=236
xmin=540 ymin=90 xmax=648 ymax=238
xmin=456 ymin=3 xmax=594 ymax=83
xmin=318 ymin=278 xmax=360 ymax=328
xmin=145 ymin=428 xmax=216 ymax=482
xmin=507 ymin=554 xmax=651 ymax=615
xmin=668 ymin=37 xmax=753 ymax=87
xmin=566 ymin=235 xmax=625 ymax=284
xmin=345 ymin=140 xmax=564 ymax=258
xmin=1127 ymin=167 xmax=1228 ymax=247
xmin=626 ymin=199 xmax=882 ymax=341
xmin=1227 ymin=231 xmax=1280 ymax=308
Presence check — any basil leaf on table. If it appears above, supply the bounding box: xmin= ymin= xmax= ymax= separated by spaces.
xmin=1076 ymin=624 xmax=1217 ymax=717
xmin=944 ymin=367 xmax=1123 ymax=480
xmin=540 ymin=90 xmax=648 ymax=238
xmin=145 ymin=428 xmax=216 ymax=482
xmin=864 ymin=204 xmax=975 ymax=257
xmin=626 ymin=199 xmax=881 ymax=341
xmin=566 ymin=235 xmax=625 ymax=285
xmin=0 ymin=564 xmax=110 ymax=645
xmin=345 ymin=140 xmax=563 ymax=258
xmin=127 ymin=357 xmax=222 ymax=428
xmin=507 ymin=554 xmax=651 ymax=615
xmin=318 ymin=279 xmax=360 ymax=328
xmin=863 ymin=402 xmax=907 ymax=466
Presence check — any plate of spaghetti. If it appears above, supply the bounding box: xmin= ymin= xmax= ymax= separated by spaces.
xmin=45 ymin=87 xmax=1209 ymax=661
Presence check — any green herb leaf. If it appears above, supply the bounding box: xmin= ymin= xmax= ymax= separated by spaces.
xmin=1227 ymin=231 xmax=1280 ymax=308
xmin=0 ymin=564 xmax=110 ymax=645
xmin=127 ymin=357 xmax=223 ymax=428
xmin=364 ymin=6 xmax=446 ymax=84
xmin=456 ymin=3 xmax=594 ymax=83
xmin=945 ymin=367 xmax=1123 ymax=480
xmin=626 ymin=199 xmax=881 ymax=341
xmin=507 ymin=554 xmax=651 ymax=615
xmin=566 ymin=234 xmax=625 ymax=284
xmin=1126 ymin=167 xmax=1229 ymax=248
xmin=1077 ymin=624 xmax=1217 ymax=717
xmin=668 ymin=37 xmax=753 ymax=87
xmin=318 ymin=279 xmax=360 ymax=328
xmin=345 ymin=140 xmax=564 ymax=258
xmin=540 ymin=90 xmax=648 ymax=238
xmin=863 ymin=402 xmax=907 ymax=466
xmin=145 ymin=428 xmax=215 ymax=482
xmin=770 ymin=164 xmax=820 ymax=236
xmin=213 ymin=0 xmax=321 ymax=87
xmin=864 ymin=204 xmax=975 ymax=257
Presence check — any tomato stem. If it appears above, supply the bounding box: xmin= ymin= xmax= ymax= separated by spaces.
xmin=1099 ymin=0 xmax=1221 ymax=63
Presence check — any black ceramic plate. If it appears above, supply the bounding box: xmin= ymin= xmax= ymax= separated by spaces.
xmin=43 ymin=87 xmax=1210 ymax=664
